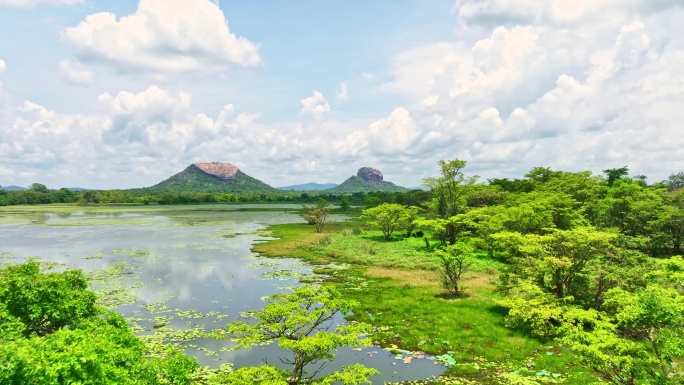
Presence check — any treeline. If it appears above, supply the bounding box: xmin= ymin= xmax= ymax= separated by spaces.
xmin=384 ymin=162 xmax=684 ymax=384
xmin=0 ymin=182 xmax=430 ymax=207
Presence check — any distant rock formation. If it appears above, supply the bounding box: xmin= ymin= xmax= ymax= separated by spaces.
xmin=357 ymin=167 xmax=383 ymax=182
xmin=149 ymin=161 xmax=277 ymax=193
xmin=191 ymin=162 xmax=239 ymax=180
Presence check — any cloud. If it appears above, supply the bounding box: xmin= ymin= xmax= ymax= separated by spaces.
xmin=62 ymin=0 xmax=260 ymax=74
xmin=372 ymin=0 xmax=684 ymax=182
xmin=3 ymin=1 xmax=684 ymax=189
xmin=299 ymin=90 xmax=330 ymax=116
xmin=0 ymin=81 xmax=376 ymax=188
xmin=366 ymin=107 xmax=419 ymax=155
xmin=455 ymin=0 xmax=683 ymax=28
xmin=59 ymin=60 xmax=94 ymax=85
xmin=335 ymin=82 xmax=348 ymax=101
xmin=0 ymin=0 xmax=81 ymax=7
xmin=0 ymin=59 xmax=5 ymax=74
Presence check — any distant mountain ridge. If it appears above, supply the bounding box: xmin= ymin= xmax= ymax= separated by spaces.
xmin=148 ymin=162 xmax=278 ymax=193
xmin=1 ymin=185 xmax=27 ymax=191
xmin=147 ymin=164 xmax=409 ymax=194
xmin=277 ymin=182 xmax=338 ymax=191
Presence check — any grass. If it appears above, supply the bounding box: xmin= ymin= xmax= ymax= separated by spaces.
xmin=253 ymin=221 xmax=600 ymax=384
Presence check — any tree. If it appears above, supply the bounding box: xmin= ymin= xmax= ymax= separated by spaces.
xmin=603 ymin=166 xmax=629 ymax=187
xmin=561 ymin=285 xmax=684 ymax=384
xmin=666 ymin=172 xmax=684 ymax=190
xmin=223 ymin=286 xmax=379 ymax=385
xmin=423 ymin=159 xmax=479 ymax=244
xmin=649 ymin=205 xmax=684 ymax=255
xmin=29 ymin=183 xmax=49 ymax=194
xmin=436 ymin=242 xmax=474 ymax=296
xmin=496 ymin=227 xmax=617 ymax=301
xmin=402 ymin=205 xmax=419 ymax=237
xmin=55 ymin=187 xmax=75 ymax=203
xmin=339 ymin=197 xmax=350 ymax=211
xmin=301 ymin=199 xmax=332 ymax=233
xmin=525 ymin=166 xmax=562 ymax=184
xmin=0 ymin=263 xmax=198 ymax=384
xmin=361 ymin=203 xmax=414 ymax=241
xmin=0 ymin=262 xmax=98 ymax=337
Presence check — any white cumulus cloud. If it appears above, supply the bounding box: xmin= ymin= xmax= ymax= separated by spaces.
xmin=59 ymin=60 xmax=94 ymax=85
xmin=62 ymin=0 xmax=260 ymax=74
xmin=367 ymin=107 xmax=419 ymax=155
xmin=336 ymin=82 xmax=348 ymax=101
xmin=299 ymin=90 xmax=330 ymax=116
xmin=373 ymin=0 xmax=684 ymax=182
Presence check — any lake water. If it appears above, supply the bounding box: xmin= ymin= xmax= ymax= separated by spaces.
xmin=0 ymin=205 xmax=445 ymax=384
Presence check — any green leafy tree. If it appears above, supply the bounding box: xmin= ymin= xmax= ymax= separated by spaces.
xmin=423 ymin=159 xmax=478 ymax=244
xmin=30 ymin=183 xmax=50 ymax=194
xmin=402 ymin=205 xmax=419 ymax=237
xmin=603 ymin=166 xmax=630 ymax=187
xmin=361 ymin=203 xmax=414 ymax=241
xmin=301 ymin=199 xmax=332 ymax=233
xmin=525 ymin=166 xmax=562 ymax=184
xmin=0 ymin=263 xmax=198 ymax=384
xmin=363 ymin=196 xmax=382 ymax=208
xmin=561 ymin=285 xmax=684 ymax=384
xmin=339 ymin=197 xmax=350 ymax=211
xmin=666 ymin=172 xmax=684 ymax=190
xmin=649 ymin=205 xmax=684 ymax=255
xmin=538 ymin=170 xmax=606 ymax=207
xmin=496 ymin=227 xmax=618 ymax=302
xmin=0 ymin=262 xmax=98 ymax=337
xmin=222 ymin=286 xmax=378 ymax=385
xmin=435 ymin=242 xmax=474 ymax=296
xmin=55 ymin=187 xmax=75 ymax=203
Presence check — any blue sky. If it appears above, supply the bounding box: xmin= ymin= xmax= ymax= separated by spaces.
xmin=1 ymin=0 xmax=683 ymax=189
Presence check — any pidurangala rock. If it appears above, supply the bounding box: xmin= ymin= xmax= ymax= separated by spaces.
xmin=357 ymin=167 xmax=383 ymax=182
xmin=191 ymin=162 xmax=239 ymax=180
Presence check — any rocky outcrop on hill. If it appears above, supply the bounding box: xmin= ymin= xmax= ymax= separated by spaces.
xmin=149 ymin=162 xmax=277 ymax=193
xmin=191 ymin=162 xmax=238 ymax=180
xmin=357 ymin=167 xmax=383 ymax=182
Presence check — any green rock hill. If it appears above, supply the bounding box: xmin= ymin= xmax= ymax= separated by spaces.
xmin=325 ymin=167 xmax=409 ymax=193
xmin=148 ymin=162 xmax=278 ymax=193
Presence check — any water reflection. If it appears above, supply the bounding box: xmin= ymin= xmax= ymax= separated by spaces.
xmin=0 ymin=205 xmax=445 ymax=384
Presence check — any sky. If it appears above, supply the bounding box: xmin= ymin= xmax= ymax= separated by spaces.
xmin=0 ymin=0 xmax=683 ymax=190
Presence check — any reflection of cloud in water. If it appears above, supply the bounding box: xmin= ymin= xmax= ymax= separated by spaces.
xmin=0 ymin=206 xmax=442 ymax=384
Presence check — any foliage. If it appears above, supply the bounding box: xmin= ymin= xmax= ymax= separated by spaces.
xmin=494 ymin=227 xmax=619 ymax=306
xmin=435 ymin=242 xmax=474 ymax=295
xmin=603 ymin=166 xmax=630 ymax=187
xmin=223 ymin=286 xmax=378 ymax=385
xmin=326 ymin=176 xmax=409 ymax=193
xmin=0 ymin=263 xmax=198 ymax=385
xmin=666 ymin=172 xmax=684 ymax=190
xmin=300 ymin=199 xmax=332 ymax=233
xmin=423 ymin=159 xmax=479 ymax=244
xmin=561 ymin=285 xmax=684 ymax=384
xmin=150 ymin=165 xmax=280 ymax=193
xmin=0 ymin=262 xmax=98 ymax=338
xmin=361 ymin=203 xmax=417 ymax=241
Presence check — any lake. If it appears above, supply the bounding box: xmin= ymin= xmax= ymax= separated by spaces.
xmin=0 ymin=204 xmax=446 ymax=384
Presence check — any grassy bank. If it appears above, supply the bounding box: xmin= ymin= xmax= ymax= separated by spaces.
xmin=253 ymin=221 xmax=598 ymax=384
